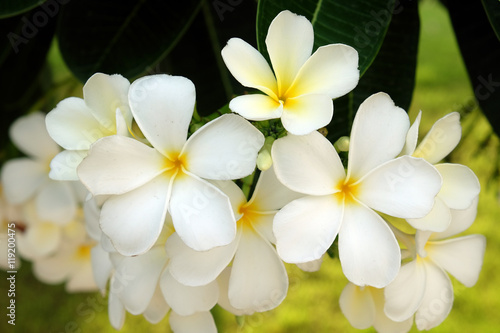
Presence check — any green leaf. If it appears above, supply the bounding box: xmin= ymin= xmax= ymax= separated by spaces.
xmin=0 ymin=7 xmax=56 ymax=155
xmin=446 ymin=0 xmax=500 ymax=136
xmin=57 ymin=0 xmax=203 ymax=82
xmin=256 ymin=0 xmax=395 ymax=75
xmin=160 ymin=0 xmax=258 ymax=116
xmin=482 ymin=0 xmax=500 ymax=41
xmin=351 ymin=0 xmax=419 ymax=113
xmin=0 ymin=0 xmax=46 ymax=19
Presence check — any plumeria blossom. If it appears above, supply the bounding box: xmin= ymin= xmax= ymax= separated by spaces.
xmin=271 ymin=92 xmax=442 ymax=287
xmin=340 ymin=282 xmax=413 ymax=332
xmin=1 ymin=112 xmax=79 ymax=225
xmin=401 ymin=111 xmax=480 ymax=232
xmin=384 ymin=198 xmax=486 ymax=330
xmin=15 ymin=200 xmax=65 ymax=260
xmin=91 ymin=214 xmax=218 ymax=333
xmin=45 ymin=73 xmax=132 ymax=181
xmin=221 ymin=10 xmax=359 ymax=135
xmin=78 ymin=74 xmax=265 ymax=256
xmin=166 ymin=168 xmax=302 ymax=313
xmin=32 ymin=217 xmax=98 ymax=292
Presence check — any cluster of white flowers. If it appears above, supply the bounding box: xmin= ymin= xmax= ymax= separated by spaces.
xmin=0 ymin=10 xmax=485 ymax=332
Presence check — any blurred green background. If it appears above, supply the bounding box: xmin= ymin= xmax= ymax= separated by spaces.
xmin=1 ymin=0 xmax=499 ymax=332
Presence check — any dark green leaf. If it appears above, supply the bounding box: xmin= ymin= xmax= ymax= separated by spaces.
xmin=160 ymin=0 xmax=257 ymax=116
xmin=256 ymin=0 xmax=396 ymax=75
xmin=0 ymin=7 xmax=56 ymax=156
xmin=446 ymin=0 xmax=500 ymax=136
xmin=0 ymin=0 xmax=47 ymax=19
xmin=351 ymin=0 xmax=419 ymax=113
xmin=482 ymin=0 xmax=500 ymax=41
xmin=57 ymin=0 xmax=203 ymax=82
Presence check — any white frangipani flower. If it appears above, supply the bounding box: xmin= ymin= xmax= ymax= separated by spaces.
xmin=45 ymin=73 xmax=132 ymax=181
xmin=384 ymin=198 xmax=486 ymax=330
xmin=166 ymin=168 xmax=302 ymax=313
xmin=221 ymin=10 xmax=359 ymax=135
xmin=32 ymin=219 xmax=98 ymax=292
xmin=1 ymin=112 xmax=79 ymax=225
xmin=271 ymin=92 xmax=442 ymax=287
xmin=78 ymin=74 xmax=264 ymax=256
xmin=105 ymin=220 xmax=218 ymax=333
xmin=340 ymin=282 xmax=413 ymax=332
xmin=401 ymin=111 xmax=480 ymax=232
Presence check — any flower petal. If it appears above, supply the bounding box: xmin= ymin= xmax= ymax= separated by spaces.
xmin=1 ymin=158 xmax=46 ymax=204
xmin=19 ymin=222 xmax=61 ymax=259
xmin=427 ymin=235 xmax=486 ymax=287
xmin=184 ymin=114 xmax=264 ymax=180
xmin=128 ymin=74 xmax=194 ymax=154
xmin=111 ymin=247 xmax=167 ymax=315
xmin=401 ymin=111 xmax=422 ymax=156
xmin=66 ymin=260 xmax=97 ymax=293
xmin=339 ymin=282 xmax=376 ymax=329
xmin=46 ymin=97 xmax=112 ymax=150
xmin=274 ymin=195 xmax=343 ymax=263
xmin=371 ymin=287 xmax=414 ymax=333
xmin=108 ymin=285 xmax=126 ymax=330
xmin=83 ymin=73 xmax=131 ymax=132
xmin=165 ymin=232 xmax=238 ymax=287
xmin=143 ymin=285 xmax=170 ymax=324
xmin=78 ymin=135 xmax=166 ymax=196
xmin=170 ymin=173 xmax=236 ymax=251
xmin=33 ymin=253 xmax=74 ymax=284
xmin=228 ymin=227 xmax=288 ymax=312
xmin=217 ymin=267 xmax=254 ymax=316
xmin=414 ymin=261 xmax=454 ymax=330
xmin=358 ymin=156 xmax=442 ymax=219
xmin=49 ymin=150 xmax=87 ymax=181
xmin=90 ymin=245 xmax=113 ymax=293
xmin=221 ymin=38 xmax=278 ymax=98
xmin=272 ymin=131 xmax=345 ymax=195
xmin=339 ymin=203 xmax=401 ymax=287
xmin=249 ymin=166 xmax=304 ymax=211
xmin=295 ymin=256 xmax=323 ymax=272
xmin=281 ymin=94 xmax=333 ymax=135
xmin=160 ymin=270 xmax=218 ymax=316
xmin=406 ymin=197 xmax=451 ymax=232
xmin=9 ymin=111 xmax=60 ymax=160
xmin=36 ymin=180 xmax=77 ymax=225
xmin=266 ymin=10 xmax=313 ymax=92
xmin=431 ymin=197 xmax=479 ymax=240
xmin=228 ymin=94 xmax=282 ymax=121
xmin=347 ymin=93 xmax=410 ymax=178
xmin=435 ymin=163 xmax=480 ymax=210
xmin=288 ymin=44 xmax=359 ymax=98
xmin=413 ymin=112 xmax=461 ymax=164
xmin=384 ymin=260 xmax=426 ymax=322
xmin=169 ymin=311 xmax=217 ymax=333
xmin=100 ymin=176 xmax=170 ymax=256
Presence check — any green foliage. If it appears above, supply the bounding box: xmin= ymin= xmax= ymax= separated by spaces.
xmin=444 ymin=0 xmax=500 ymax=137
xmin=57 ymin=0 xmax=203 ymax=82
xmin=0 ymin=0 xmax=46 ymax=19
xmin=1 ymin=0 xmax=499 ymax=155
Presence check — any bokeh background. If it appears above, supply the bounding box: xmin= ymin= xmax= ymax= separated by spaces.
xmin=1 ymin=0 xmax=499 ymax=332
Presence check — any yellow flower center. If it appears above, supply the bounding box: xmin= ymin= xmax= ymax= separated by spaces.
xmin=75 ymin=244 xmax=92 ymax=260
xmin=237 ymin=203 xmax=261 ymax=231
xmin=335 ymin=178 xmax=359 ymax=204
xmin=163 ymin=152 xmax=187 ymax=178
